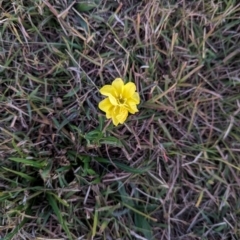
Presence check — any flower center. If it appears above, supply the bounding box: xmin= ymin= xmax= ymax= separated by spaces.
xmin=118 ymin=98 xmax=125 ymax=104
xmin=116 ymin=94 xmax=127 ymax=106
xmin=117 ymin=96 xmax=127 ymax=106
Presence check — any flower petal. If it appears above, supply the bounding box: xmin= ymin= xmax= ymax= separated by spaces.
xmin=112 ymin=78 xmax=124 ymax=97
xmin=108 ymin=95 xmax=118 ymax=105
xmin=123 ymin=82 xmax=136 ymax=99
xmin=126 ymin=103 xmax=139 ymax=114
xmin=99 ymin=98 xmax=112 ymax=113
xmin=112 ymin=117 xmax=119 ymax=126
xmin=106 ymin=106 xmax=114 ymax=119
xmin=111 ymin=106 xmax=120 ymax=126
xmin=131 ymin=92 xmax=140 ymax=104
xmin=100 ymin=85 xmax=115 ymax=97
xmin=116 ymin=107 xmax=128 ymax=124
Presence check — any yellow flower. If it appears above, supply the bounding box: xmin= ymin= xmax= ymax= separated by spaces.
xmin=99 ymin=78 xmax=140 ymax=126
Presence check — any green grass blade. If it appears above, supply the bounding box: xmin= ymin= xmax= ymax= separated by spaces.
xmin=47 ymin=193 xmax=72 ymax=240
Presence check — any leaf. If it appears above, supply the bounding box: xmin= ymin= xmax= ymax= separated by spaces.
xmin=75 ymin=3 xmax=97 ymax=12
xmin=85 ymin=130 xmax=103 ymax=141
xmin=47 ymin=193 xmax=72 ymax=240
xmin=8 ymin=157 xmax=47 ymax=168
xmin=28 ymin=85 xmax=41 ymax=100
xmin=134 ymin=213 xmax=153 ymax=239
xmin=86 ymin=168 xmax=97 ymax=175
xmin=0 ymin=192 xmax=11 ymax=201
xmin=100 ymin=136 xmax=122 ymax=147
xmin=57 ymin=116 xmax=71 ymax=132
xmin=95 ymin=157 xmax=152 ymax=174
xmin=63 ymin=86 xmax=81 ymax=98
xmin=92 ymin=209 xmax=98 ymax=238
xmin=122 ymin=202 xmax=157 ymax=222
xmin=2 ymin=167 xmax=35 ymax=181
xmin=117 ymin=182 xmax=134 ymax=206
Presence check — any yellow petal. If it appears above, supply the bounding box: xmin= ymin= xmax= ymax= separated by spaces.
xmin=108 ymin=95 xmax=118 ymax=106
xmin=126 ymin=102 xmax=138 ymax=114
xmin=112 ymin=116 xmax=120 ymax=126
xmin=111 ymin=107 xmax=120 ymax=126
xmin=100 ymin=85 xmax=115 ymax=97
xmin=131 ymin=92 xmax=140 ymax=104
xmin=112 ymin=78 xmax=124 ymax=97
xmin=99 ymin=98 xmax=112 ymax=113
xmin=106 ymin=106 xmax=114 ymax=119
xmin=123 ymin=82 xmax=136 ymax=99
xmin=116 ymin=107 xmax=128 ymax=124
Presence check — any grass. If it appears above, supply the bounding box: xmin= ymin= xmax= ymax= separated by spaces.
xmin=1 ymin=0 xmax=240 ymax=239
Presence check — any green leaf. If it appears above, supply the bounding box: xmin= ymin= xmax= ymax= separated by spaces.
xmin=11 ymin=139 xmax=25 ymax=158
xmin=2 ymin=167 xmax=35 ymax=181
xmin=134 ymin=213 xmax=153 ymax=239
xmin=8 ymin=157 xmax=47 ymax=168
xmin=118 ymin=182 xmax=134 ymax=206
xmin=0 ymin=192 xmax=11 ymax=201
xmin=85 ymin=130 xmax=103 ymax=141
xmin=47 ymin=192 xmax=69 ymax=207
xmin=86 ymin=168 xmax=97 ymax=175
xmin=75 ymin=3 xmax=97 ymax=12
xmin=122 ymin=202 xmax=157 ymax=222
xmin=92 ymin=209 xmax=98 ymax=238
xmin=63 ymin=85 xmax=81 ymax=98
xmin=95 ymin=157 xmax=152 ymax=174
xmin=47 ymin=194 xmax=72 ymax=240
xmin=100 ymin=136 xmax=122 ymax=147
xmin=28 ymin=85 xmax=41 ymax=100
xmin=57 ymin=116 xmax=71 ymax=132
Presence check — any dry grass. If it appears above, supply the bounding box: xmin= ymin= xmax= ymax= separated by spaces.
xmin=1 ymin=0 xmax=240 ymax=239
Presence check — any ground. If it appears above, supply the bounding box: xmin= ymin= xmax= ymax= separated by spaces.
xmin=0 ymin=0 xmax=240 ymax=239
